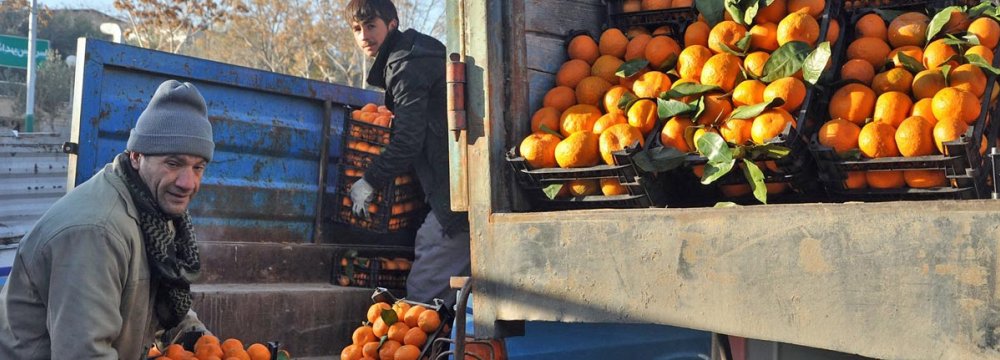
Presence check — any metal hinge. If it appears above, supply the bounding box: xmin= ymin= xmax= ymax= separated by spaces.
xmin=448 ymin=52 xmax=469 ymax=212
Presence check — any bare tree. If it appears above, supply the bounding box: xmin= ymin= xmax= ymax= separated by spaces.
xmin=395 ymin=0 xmax=444 ymax=38
xmin=312 ymin=0 xmax=367 ymax=87
xmin=113 ymin=0 xmax=239 ymax=53
xmin=0 ymin=0 xmax=51 ymax=34
xmin=113 ymin=0 xmax=445 ymax=88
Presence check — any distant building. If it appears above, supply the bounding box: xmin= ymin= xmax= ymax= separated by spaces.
xmin=53 ymin=9 xmax=125 ymax=28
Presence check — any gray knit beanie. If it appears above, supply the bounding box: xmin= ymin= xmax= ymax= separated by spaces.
xmin=127 ymin=80 xmax=214 ymax=161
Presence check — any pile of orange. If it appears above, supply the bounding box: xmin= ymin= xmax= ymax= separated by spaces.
xmin=520 ymin=1 xmax=838 ymax=198
xmin=340 ymin=301 xmax=443 ymax=360
xmin=148 ymin=334 xmax=284 ymax=360
xmin=518 ymin=26 xmax=658 ymax=198
xmin=662 ymin=0 xmax=836 ymax=196
xmin=352 ymin=103 xmax=394 ymax=128
xmin=817 ymin=7 xmax=998 ymax=190
xmin=347 ymin=103 xmax=393 ymax=152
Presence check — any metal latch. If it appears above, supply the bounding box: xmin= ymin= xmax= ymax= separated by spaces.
xmin=991 ymin=147 xmax=1000 ymax=199
xmin=62 ymin=142 xmax=78 ymax=155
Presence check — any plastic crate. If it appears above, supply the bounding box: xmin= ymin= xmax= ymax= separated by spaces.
xmin=341 ymin=147 xmax=379 ymax=169
xmin=843 ymin=0 xmax=957 ymax=14
xmin=506 ymin=144 xmax=670 ymax=209
xmin=678 ymin=156 xmax=823 ymax=204
xmin=809 ymin=109 xmax=997 ymax=200
xmin=806 ymin=7 xmax=1000 ymax=201
xmin=336 ymin=168 xmax=423 ymax=204
xmin=332 ymin=163 xmax=426 ymax=233
xmin=332 ymin=189 xmax=426 ymax=233
xmin=369 ymin=288 xmax=455 ymax=360
xmin=332 ymin=248 xmax=413 ymax=295
xmin=346 ymin=120 xmax=392 ymax=145
xmin=333 ymin=114 xmax=428 ymax=233
xmin=605 ymin=1 xmax=698 ymax=36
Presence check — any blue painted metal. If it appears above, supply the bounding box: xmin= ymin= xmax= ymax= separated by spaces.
xmin=452 ymin=294 xmax=712 ymax=360
xmin=72 ymin=39 xmax=382 ymax=243
xmin=0 ymin=243 xmax=15 ymax=287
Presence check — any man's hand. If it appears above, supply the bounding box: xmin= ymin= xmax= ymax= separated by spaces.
xmin=350 ymin=178 xmax=375 ymax=218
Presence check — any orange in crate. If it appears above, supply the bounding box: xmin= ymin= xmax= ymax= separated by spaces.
xmin=353 ymin=102 xmax=394 ymax=128
xmin=153 ymin=334 xmax=282 ymax=360
xmin=344 ymin=295 xmax=453 ymax=360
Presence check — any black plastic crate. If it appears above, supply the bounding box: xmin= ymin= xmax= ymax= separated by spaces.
xmin=347 ymin=119 xmax=392 ymax=145
xmin=816 ymin=170 xmax=987 ymax=200
xmin=333 ymin=201 xmax=424 ymax=232
xmin=336 ymin=170 xmax=424 ymax=205
xmin=806 ymin=6 xmax=1000 ymax=201
xmin=844 ymin=0 xmax=957 ymax=14
xmin=605 ymin=1 xmax=698 ymax=37
xmin=323 ymin=109 xmax=422 ymax=243
xmin=341 ymin=147 xmax=380 ymax=169
xmin=368 ymin=288 xmax=455 ymax=360
xmin=506 ymin=144 xmax=670 ymax=209
xmin=334 ymin=105 xmax=427 ymax=233
xmin=332 ymin=188 xmax=427 ymax=233
xmin=809 ymin=118 xmax=996 ymax=200
xmin=332 ymin=248 xmax=413 ymax=295
xmin=649 ymin=154 xmax=823 ymax=206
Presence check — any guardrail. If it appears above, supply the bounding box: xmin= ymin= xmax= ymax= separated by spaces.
xmin=0 ymin=132 xmax=67 ymax=243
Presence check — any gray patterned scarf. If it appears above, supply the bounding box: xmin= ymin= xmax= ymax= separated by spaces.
xmin=114 ymin=153 xmax=201 ymax=329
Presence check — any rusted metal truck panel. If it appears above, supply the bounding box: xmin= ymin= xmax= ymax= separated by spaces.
xmin=450 ymin=1 xmax=1000 ymax=358
xmin=69 ymin=38 xmax=382 ymax=244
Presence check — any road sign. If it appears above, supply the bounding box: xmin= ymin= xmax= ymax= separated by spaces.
xmin=0 ymin=34 xmax=48 ymax=69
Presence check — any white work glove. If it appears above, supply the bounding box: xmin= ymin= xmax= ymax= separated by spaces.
xmin=350 ymin=178 xmax=375 ymax=218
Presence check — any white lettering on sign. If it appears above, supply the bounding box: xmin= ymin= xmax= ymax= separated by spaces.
xmin=0 ymin=42 xmax=45 ymax=59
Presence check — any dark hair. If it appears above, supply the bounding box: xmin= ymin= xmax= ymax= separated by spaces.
xmin=346 ymin=0 xmax=399 ymax=26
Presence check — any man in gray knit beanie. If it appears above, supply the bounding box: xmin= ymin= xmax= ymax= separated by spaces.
xmin=0 ymin=79 xmax=213 ymax=359
xmin=128 ymin=79 xmax=215 ymax=162
xmin=127 ymin=79 xmax=215 ymax=215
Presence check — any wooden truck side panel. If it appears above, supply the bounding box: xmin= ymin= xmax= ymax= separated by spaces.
xmin=452 ymin=1 xmax=1000 ymax=359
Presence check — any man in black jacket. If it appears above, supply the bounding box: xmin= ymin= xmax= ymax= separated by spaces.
xmin=347 ymin=0 xmax=470 ymax=305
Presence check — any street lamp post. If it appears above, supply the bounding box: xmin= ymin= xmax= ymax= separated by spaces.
xmin=25 ymin=0 xmax=37 ymax=132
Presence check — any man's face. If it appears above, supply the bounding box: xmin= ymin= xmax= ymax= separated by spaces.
xmin=130 ymin=153 xmax=207 ymax=216
xmin=351 ymin=17 xmax=397 ymax=57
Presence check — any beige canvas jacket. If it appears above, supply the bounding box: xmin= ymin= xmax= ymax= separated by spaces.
xmin=0 ymin=160 xmax=204 ymax=360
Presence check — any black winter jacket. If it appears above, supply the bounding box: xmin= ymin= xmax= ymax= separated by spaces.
xmin=363 ymin=28 xmax=469 ymax=235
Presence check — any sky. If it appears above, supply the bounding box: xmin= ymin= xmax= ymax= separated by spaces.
xmin=39 ymin=0 xmax=117 ymax=13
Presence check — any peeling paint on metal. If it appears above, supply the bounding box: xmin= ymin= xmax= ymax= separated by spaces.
xmin=936 ymin=263 xmax=989 ymax=286
xmin=72 ymin=39 xmax=383 ymax=244
xmin=478 ymin=203 xmax=1000 ymax=359
xmin=799 ymin=238 xmax=832 ymax=274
